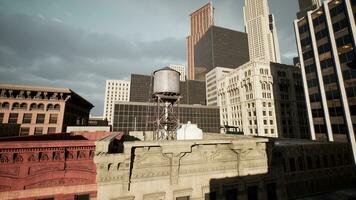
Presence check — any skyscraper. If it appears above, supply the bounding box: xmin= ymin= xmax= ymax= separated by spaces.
xmin=187 ymin=3 xmax=214 ymax=80
xmin=297 ymin=0 xmax=322 ymax=19
xmin=243 ymin=0 xmax=281 ymax=63
xmin=168 ymin=64 xmax=186 ymax=81
xmin=294 ymin=0 xmax=356 ymax=160
xmin=103 ymin=80 xmax=130 ymax=125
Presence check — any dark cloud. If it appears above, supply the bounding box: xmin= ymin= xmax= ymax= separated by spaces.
xmin=0 ymin=13 xmax=185 ymax=114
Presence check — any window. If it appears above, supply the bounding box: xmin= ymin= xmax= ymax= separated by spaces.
xmin=49 ymin=114 xmax=58 ymax=124
xmin=8 ymin=113 xmax=18 ymax=124
xmin=48 ymin=127 xmax=56 ymax=134
xmin=75 ymin=194 xmax=90 ymax=200
xmin=290 ymin=158 xmax=296 ymax=172
xmin=270 ymin=120 xmax=273 ymax=125
xmin=34 ymin=127 xmax=43 ymax=135
xmin=176 ymin=196 xmax=190 ymax=200
xmin=36 ymin=114 xmax=45 ymax=124
xmin=247 ymin=186 xmax=258 ymax=200
xmin=264 ymin=120 xmax=267 ymax=125
xmin=22 ymin=113 xmax=32 ymax=124
xmin=20 ymin=127 xmax=30 ymax=136
xmin=0 ymin=113 xmax=3 ymax=123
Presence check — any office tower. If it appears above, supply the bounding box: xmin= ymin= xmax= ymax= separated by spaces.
xmin=297 ymin=0 xmax=322 ymax=19
xmin=0 ymin=84 xmax=93 ymax=135
xmin=103 ymin=80 xmax=130 ymax=125
xmin=187 ymin=3 xmax=214 ymax=80
xmin=206 ymin=67 xmax=233 ymax=106
xmin=217 ymin=62 xmax=309 ymax=138
xmin=294 ymin=0 xmax=356 ymax=157
xmin=194 ymin=26 xmax=250 ymax=80
xmin=168 ymin=64 xmax=186 ymax=81
xmin=243 ymin=0 xmax=281 ymax=63
xmin=130 ymin=74 xmax=206 ymax=105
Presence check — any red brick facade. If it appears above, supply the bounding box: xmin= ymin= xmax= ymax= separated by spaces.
xmin=0 ymin=133 xmax=111 ymax=200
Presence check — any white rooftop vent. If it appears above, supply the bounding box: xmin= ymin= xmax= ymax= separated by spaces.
xmin=176 ymin=121 xmax=203 ymax=140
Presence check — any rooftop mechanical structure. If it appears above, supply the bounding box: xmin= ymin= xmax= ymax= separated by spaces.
xmin=152 ymin=67 xmax=181 ymax=140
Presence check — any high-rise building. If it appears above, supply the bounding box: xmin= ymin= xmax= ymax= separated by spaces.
xmin=194 ymin=26 xmax=250 ymax=80
xmin=243 ymin=0 xmax=281 ymax=63
xmin=206 ymin=67 xmax=233 ymax=106
xmin=168 ymin=64 xmax=186 ymax=81
xmin=130 ymin=74 xmax=206 ymax=105
xmin=294 ymin=0 xmax=356 ymax=159
xmin=217 ymin=62 xmax=309 ymax=139
xmin=187 ymin=3 xmax=214 ymax=80
xmin=297 ymin=0 xmax=322 ymax=19
xmin=103 ymin=80 xmax=130 ymax=124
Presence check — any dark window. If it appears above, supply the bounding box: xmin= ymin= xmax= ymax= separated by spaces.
xmin=8 ymin=113 xmax=18 ymax=124
xmin=47 ymin=127 xmax=56 ymax=134
xmin=289 ymin=158 xmax=296 ymax=172
xmin=248 ymin=186 xmax=258 ymax=200
xmin=225 ymin=189 xmax=237 ymax=200
xmin=49 ymin=114 xmax=58 ymax=124
xmin=0 ymin=113 xmax=3 ymax=123
xmin=22 ymin=113 xmax=32 ymax=124
xmin=36 ymin=114 xmax=45 ymax=124
xmin=20 ymin=127 xmax=30 ymax=136
xmin=75 ymin=194 xmax=90 ymax=200
xmin=298 ymin=157 xmax=305 ymax=170
xmin=176 ymin=196 xmax=190 ymax=200
xmin=307 ymin=156 xmax=313 ymax=169
xmin=267 ymin=183 xmax=277 ymax=200
xmin=34 ymin=127 xmax=43 ymax=135
xmin=323 ymin=154 xmax=329 ymax=167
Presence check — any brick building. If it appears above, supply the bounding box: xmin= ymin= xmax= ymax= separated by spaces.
xmin=0 ymin=132 xmax=113 ymax=200
xmin=0 ymin=84 xmax=93 ymax=136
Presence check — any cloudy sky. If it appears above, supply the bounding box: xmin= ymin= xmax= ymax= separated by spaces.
xmin=0 ymin=0 xmax=299 ymax=115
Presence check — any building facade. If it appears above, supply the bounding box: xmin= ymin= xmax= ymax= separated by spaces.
xmin=206 ymin=67 xmax=233 ymax=106
xmin=243 ymin=0 xmax=281 ymax=63
xmin=187 ymin=3 xmax=214 ymax=80
xmin=103 ymin=80 xmax=130 ymax=125
xmin=130 ymin=74 xmax=206 ymax=105
xmin=294 ymin=0 xmax=356 ymax=159
xmin=0 ymin=84 xmax=93 ymax=136
xmin=194 ymin=26 xmax=250 ymax=81
xmin=168 ymin=64 xmax=186 ymax=81
xmin=112 ymin=101 xmax=220 ymax=134
xmin=218 ymin=61 xmax=279 ymax=138
xmin=0 ymin=133 xmax=110 ymax=200
xmin=217 ymin=61 xmax=310 ymax=139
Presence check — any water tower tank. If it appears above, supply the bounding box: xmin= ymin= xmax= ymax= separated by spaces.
xmin=153 ymin=67 xmax=180 ymax=95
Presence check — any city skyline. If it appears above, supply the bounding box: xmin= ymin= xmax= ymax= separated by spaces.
xmin=0 ymin=0 xmax=299 ymax=115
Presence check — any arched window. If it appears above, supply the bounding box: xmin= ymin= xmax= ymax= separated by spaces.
xmin=47 ymin=104 xmax=54 ymax=110
xmin=30 ymin=103 xmax=37 ymax=110
xmin=20 ymin=103 xmax=27 ymax=109
xmin=54 ymin=104 xmax=60 ymax=110
xmin=12 ymin=102 xmax=20 ymax=110
xmin=38 ymin=103 xmax=45 ymax=110
xmin=1 ymin=102 xmax=10 ymax=109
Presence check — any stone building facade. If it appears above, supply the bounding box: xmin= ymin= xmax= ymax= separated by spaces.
xmin=0 ymin=84 xmax=93 ymax=136
xmin=94 ymin=133 xmax=269 ymax=200
xmin=217 ymin=61 xmax=310 ymax=139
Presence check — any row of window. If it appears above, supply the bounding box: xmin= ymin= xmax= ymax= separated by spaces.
xmin=0 ymin=102 xmax=61 ymax=111
xmin=0 ymin=113 xmax=58 ymax=124
xmin=20 ymin=126 xmax=57 ymax=135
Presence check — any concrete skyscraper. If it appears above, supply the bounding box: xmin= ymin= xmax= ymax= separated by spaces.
xmin=103 ymin=80 xmax=130 ymax=125
xmin=187 ymin=3 xmax=214 ymax=80
xmin=243 ymin=0 xmax=281 ymax=63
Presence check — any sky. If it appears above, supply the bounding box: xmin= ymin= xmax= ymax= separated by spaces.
xmin=0 ymin=0 xmax=300 ymax=115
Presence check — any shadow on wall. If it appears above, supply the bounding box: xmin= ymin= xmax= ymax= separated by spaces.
xmin=208 ymin=140 xmax=356 ymax=200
